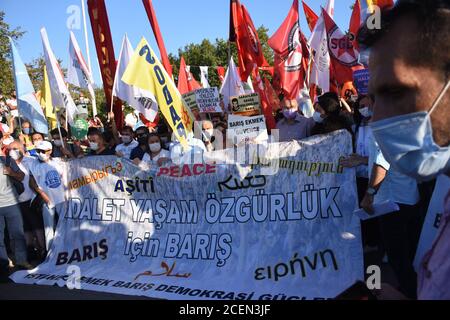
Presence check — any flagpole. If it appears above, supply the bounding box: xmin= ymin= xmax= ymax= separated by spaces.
xmin=17 ymin=114 xmax=22 ymax=133
xmin=81 ymin=0 xmax=97 ymax=117
xmin=110 ymin=68 xmax=118 ymax=114
xmin=90 ymin=90 xmax=97 ymax=118
xmin=81 ymin=0 xmax=92 ymax=82
xmin=56 ymin=110 xmax=66 ymax=149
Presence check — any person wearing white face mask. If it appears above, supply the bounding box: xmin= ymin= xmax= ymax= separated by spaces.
xmin=0 ymin=132 xmax=30 ymax=273
xmin=116 ymin=126 xmax=138 ymax=159
xmin=340 ymin=95 xmax=381 ymax=256
xmin=276 ymin=99 xmax=315 ymax=142
xmin=28 ymin=141 xmax=66 ymax=251
xmin=7 ymin=140 xmax=46 ymax=262
xmin=86 ymin=128 xmax=115 ymax=156
xmin=311 ymin=92 xmax=354 ymax=138
xmin=50 ymin=128 xmax=81 ymax=159
xmin=201 ymin=120 xmax=219 ymax=152
xmin=357 ymin=0 xmax=450 ymax=300
xmin=139 ymin=133 xmax=171 ymax=167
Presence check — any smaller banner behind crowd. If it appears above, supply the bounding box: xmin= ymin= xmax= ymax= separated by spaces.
xmin=11 ymin=130 xmax=363 ymax=300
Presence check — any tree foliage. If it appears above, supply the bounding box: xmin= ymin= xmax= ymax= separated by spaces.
xmin=169 ymin=26 xmax=273 ymax=88
xmin=0 ymin=11 xmax=25 ymax=96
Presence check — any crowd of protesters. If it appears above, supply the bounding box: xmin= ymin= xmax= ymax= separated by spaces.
xmin=0 ymin=0 xmax=449 ymax=300
xmin=0 ymin=87 xmax=436 ymax=299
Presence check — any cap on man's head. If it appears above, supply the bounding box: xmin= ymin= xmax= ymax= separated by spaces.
xmin=35 ymin=140 xmax=53 ymax=151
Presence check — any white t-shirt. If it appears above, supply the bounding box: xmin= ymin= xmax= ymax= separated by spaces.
xmin=170 ymin=138 xmax=206 ymax=165
xmin=142 ymin=149 xmax=170 ymax=166
xmin=29 ymin=158 xmax=66 ymax=208
xmin=115 ymin=140 xmax=139 ymax=159
xmin=17 ymin=156 xmax=37 ymax=203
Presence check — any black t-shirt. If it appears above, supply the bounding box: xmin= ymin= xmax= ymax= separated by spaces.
xmin=89 ymin=147 xmax=116 ymax=156
xmin=130 ymin=146 xmax=146 ymax=161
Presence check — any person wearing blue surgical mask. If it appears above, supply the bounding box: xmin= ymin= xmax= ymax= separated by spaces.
xmin=341 ymin=95 xmax=380 ymax=256
xmin=276 ymin=99 xmax=314 ymax=142
xmin=357 ymin=0 xmax=450 ymax=300
xmin=19 ymin=120 xmax=33 ymax=151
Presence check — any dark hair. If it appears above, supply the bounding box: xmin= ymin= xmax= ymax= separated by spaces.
xmin=103 ymin=130 xmax=114 ymax=144
xmin=31 ymin=132 xmax=45 ymax=140
xmin=318 ymin=92 xmax=341 ymax=116
xmin=50 ymin=127 xmax=68 ymax=138
xmin=358 ymin=0 xmax=450 ymax=75
xmin=87 ymin=127 xmax=103 ymax=139
xmin=135 ymin=126 xmax=150 ymax=135
xmin=148 ymin=132 xmax=161 ymax=142
xmin=231 ymin=98 xmax=239 ymax=104
xmin=121 ymin=126 xmax=133 ymax=134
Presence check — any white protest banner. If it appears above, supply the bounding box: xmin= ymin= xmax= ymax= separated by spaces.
xmin=181 ymin=88 xmax=221 ymax=114
xmin=195 ymin=87 xmax=221 ymax=113
xmin=11 ymin=131 xmax=363 ymax=300
xmin=228 ymin=114 xmax=268 ymax=146
xmin=414 ymin=175 xmax=450 ymax=271
xmin=230 ymin=93 xmax=261 ymax=117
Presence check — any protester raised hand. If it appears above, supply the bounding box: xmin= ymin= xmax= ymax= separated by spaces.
xmin=340 ymin=154 xmax=368 ymax=168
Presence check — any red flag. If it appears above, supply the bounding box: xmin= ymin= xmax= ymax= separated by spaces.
xmin=230 ymin=0 xmax=267 ymax=81
xmin=349 ymin=0 xmax=361 ymax=51
xmin=177 ymin=57 xmax=202 ymax=95
xmin=322 ymin=8 xmax=363 ymax=87
xmin=142 ymin=0 xmax=173 ymax=77
xmin=216 ymin=66 xmax=226 ymax=84
xmin=302 ymin=1 xmax=319 ymax=32
xmin=263 ymin=77 xmax=281 ymax=112
xmin=268 ymin=0 xmax=309 ymax=100
xmin=252 ymin=70 xmax=276 ymax=131
xmin=87 ymin=0 xmax=123 ymax=129
xmin=139 ymin=114 xmax=159 ymax=129
xmin=259 ymin=66 xmax=274 ymax=77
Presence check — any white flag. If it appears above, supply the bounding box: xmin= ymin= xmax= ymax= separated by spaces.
xmin=219 ymin=57 xmax=245 ymax=112
xmin=244 ymin=75 xmax=255 ymax=94
xmin=309 ymin=0 xmax=334 ymax=92
xmin=200 ymin=66 xmax=210 ymax=88
xmin=41 ymin=28 xmax=79 ymax=126
xmin=67 ymin=31 xmax=95 ymax=98
xmin=113 ymin=34 xmax=158 ymax=122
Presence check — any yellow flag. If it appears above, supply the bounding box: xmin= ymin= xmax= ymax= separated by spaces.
xmin=122 ymin=37 xmax=193 ymax=148
xmin=40 ymin=67 xmax=57 ymax=129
